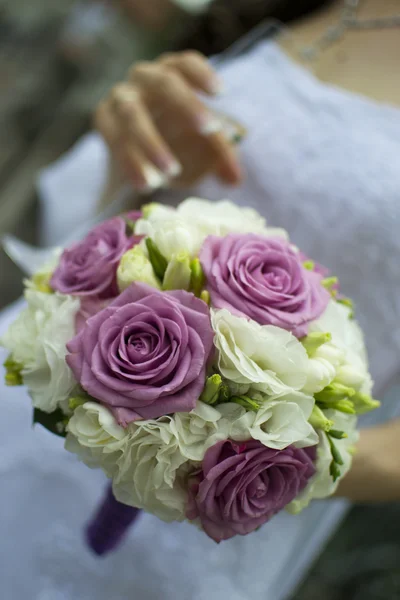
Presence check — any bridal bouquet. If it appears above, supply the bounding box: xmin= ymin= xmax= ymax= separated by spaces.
xmin=1 ymin=198 xmax=379 ymax=546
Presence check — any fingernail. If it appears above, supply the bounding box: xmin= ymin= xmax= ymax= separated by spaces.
xmin=208 ymin=79 xmax=225 ymax=96
xmin=138 ymin=165 xmax=168 ymax=193
xmin=196 ymin=114 xmax=223 ymax=136
xmin=166 ymin=161 xmax=182 ymax=178
xmin=154 ymin=155 xmax=182 ymax=178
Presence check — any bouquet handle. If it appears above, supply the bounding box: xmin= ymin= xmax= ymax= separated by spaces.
xmin=86 ymin=485 xmax=141 ymax=556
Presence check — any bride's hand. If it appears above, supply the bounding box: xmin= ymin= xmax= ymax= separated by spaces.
xmin=94 ymin=51 xmax=243 ymax=192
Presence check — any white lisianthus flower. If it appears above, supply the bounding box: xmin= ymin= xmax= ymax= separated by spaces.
xmin=65 ymin=402 xmax=128 ymax=477
xmin=217 ymin=391 xmax=318 ymax=450
xmin=310 ymin=300 xmax=368 ymax=369
xmin=135 ymin=217 xmax=203 ymax=260
xmin=309 ymin=300 xmax=370 ymax=392
xmin=176 ymin=198 xmax=288 ymax=240
xmin=287 ymin=409 xmax=359 ymax=514
xmin=303 ymin=341 xmax=345 ymax=395
xmin=117 ymin=245 xmax=160 ymax=292
xmin=170 ymin=401 xmax=230 ymax=461
xmin=211 ymin=309 xmax=308 ymax=395
xmin=0 ymin=289 xmax=79 ymax=412
xmin=113 ymin=418 xmax=189 ymax=522
xmin=137 ymin=199 xmax=288 ymax=258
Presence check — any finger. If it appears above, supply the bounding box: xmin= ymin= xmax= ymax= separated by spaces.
xmin=121 ymin=145 xmax=167 ymax=192
xmin=110 ymin=83 xmax=182 ymax=178
xmin=159 ymin=51 xmax=223 ymax=96
xmin=211 ymin=133 xmax=243 ymax=185
xmin=95 ymin=97 xmax=166 ymax=191
xmin=132 ymin=64 xmax=223 ymax=137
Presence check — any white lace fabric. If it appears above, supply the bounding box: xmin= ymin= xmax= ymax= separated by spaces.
xmin=2 ymin=41 xmax=400 ymax=599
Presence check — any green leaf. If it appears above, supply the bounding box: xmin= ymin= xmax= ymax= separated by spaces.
xmin=33 ymin=408 xmax=67 ymax=438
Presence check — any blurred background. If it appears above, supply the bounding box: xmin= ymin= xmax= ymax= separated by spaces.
xmin=0 ymin=1 xmax=399 ymax=598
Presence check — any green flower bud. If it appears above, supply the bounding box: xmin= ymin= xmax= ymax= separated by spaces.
xmin=68 ymin=396 xmax=89 ymax=411
xmin=200 ymin=290 xmax=211 ymax=305
xmin=142 ymin=203 xmax=159 ymax=220
xmin=30 ymin=272 xmax=53 ymax=294
xmin=5 ymin=372 xmax=23 ymax=386
xmin=231 ymin=395 xmax=261 ymax=412
xmin=303 ymin=260 xmax=315 ymax=271
xmin=3 ymin=354 xmax=23 ymax=386
xmin=219 ymin=384 xmax=231 ymax=403
xmin=328 ymin=429 xmax=348 ymax=440
xmin=190 ymin=258 xmax=205 ymax=297
xmin=117 ymin=245 xmax=161 ymax=292
xmin=330 ymin=461 xmax=341 ymax=482
xmin=309 ymin=405 xmax=334 ymax=432
xmin=200 ymin=374 xmax=223 ymax=405
xmin=322 ymin=276 xmax=339 ymax=290
xmin=336 ymin=296 xmax=354 ymax=316
xmin=145 ymin=238 xmax=168 ymax=280
xmin=328 ymin=435 xmax=344 ymax=466
xmin=333 ymin=399 xmax=356 ymax=414
xmin=315 ymin=382 xmax=355 ymax=404
xmin=163 ymin=251 xmax=192 ymax=291
xmin=302 ymin=332 xmax=332 ymax=356
xmin=352 ymin=391 xmax=381 ymax=415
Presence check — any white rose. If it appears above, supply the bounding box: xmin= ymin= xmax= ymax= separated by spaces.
xmin=176 ymin=198 xmax=288 ymax=240
xmin=212 ymin=309 xmax=308 ymax=395
xmin=287 ymin=409 xmax=359 ymax=514
xmin=0 ymin=290 xmax=79 ymax=412
xmin=135 ymin=217 xmax=203 ymax=260
xmin=65 ymin=402 xmax=128 ymax=477
xmin=113 ymin=418 xmax=189 ymax=522
xmin=217 ymin=391 xmax=318 ymax=450
xmin=170 ymin=401 xmax=230 ymax=461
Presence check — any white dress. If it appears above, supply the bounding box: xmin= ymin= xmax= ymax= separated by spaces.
xmin=2 ymin=42 xmax=400 ymax=600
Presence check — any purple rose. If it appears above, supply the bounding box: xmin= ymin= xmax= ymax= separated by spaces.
xmin=200 ymin=234 xmax=330 ymax=337
xmin=187 ymin=440 xmax=316 ymax=542
xmin=51 ymin=217 xmax=137 ymax=299
xmin=66 ymin=283 xmax=214 ymax=425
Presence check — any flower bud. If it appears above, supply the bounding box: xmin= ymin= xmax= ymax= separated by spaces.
xmin=322 ymin=276 xmax=339 ymax=291
xmin=315 ymin=382 xmax=355 ymax=404
xmin=68 ymin=396 xmax=89 ymax=412
xmin=200 ymin=290 xmax=211 ymax=305
xmin=3 ymin=354 xmax=23 ymax=386
xmin=327 ymin=435 xmax=344 ymax=466
xmin=117 ymin=245 xmax=161 ymax=292
xmin=141 ymin=202 xmax=159 ymax=220
xmin=163 ymin=251 xmax=191 ymax=291
xmin=200 ymin=374 xmax=223 ymax=405
xmin=303 ymin=260 xmax=315 ymax=271
xmin=302 ymin=332 xmax=332 ymax=356
xmin=231 ymin=395 xmax=261 ymax=412
xmin=352 ymin=391 xmax=381 ymax=415
xmin=309 ymin=405 xmax=334 ymax=432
